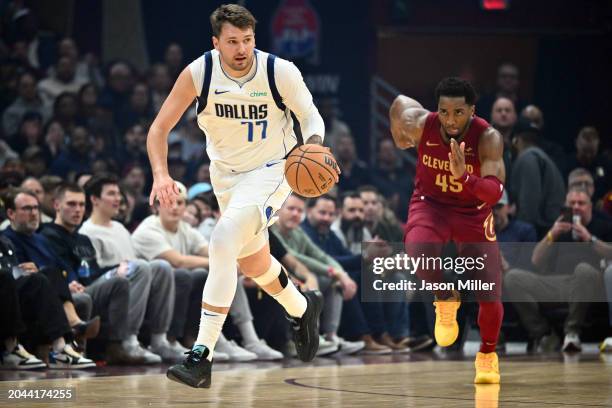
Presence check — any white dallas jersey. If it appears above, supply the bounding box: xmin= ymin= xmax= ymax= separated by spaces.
xmin=189 ymin=49 xmax=324 ymax=173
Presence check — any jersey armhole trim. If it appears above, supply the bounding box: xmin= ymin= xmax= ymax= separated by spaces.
xmin=267 ymin=54 xmax=286 ymax=111
xmin=196 ymin=51 xmax=213 ymax=114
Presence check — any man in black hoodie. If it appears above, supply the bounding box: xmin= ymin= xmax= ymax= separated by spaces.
xmin=40 ymin=182 xmax=145 ymax=364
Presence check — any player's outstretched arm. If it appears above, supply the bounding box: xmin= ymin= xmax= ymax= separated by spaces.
xmin=147 ymin=66 xmax=197 ymax=208
xmin=389 ymin=95 xmax=429 ymax=150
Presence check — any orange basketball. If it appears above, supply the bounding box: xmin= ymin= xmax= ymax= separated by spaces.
xmin=285 ymin=144 xmax=338 ymax=197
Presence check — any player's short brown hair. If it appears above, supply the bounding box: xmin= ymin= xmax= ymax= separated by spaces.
xmin=210 ymin=4 xmax=257 ymax=37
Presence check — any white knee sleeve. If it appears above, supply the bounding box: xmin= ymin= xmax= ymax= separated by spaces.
xmin=252 ymin=256 xmax=282 ymax=287
xmin=202 ymin=206 xmax=265 ymax=307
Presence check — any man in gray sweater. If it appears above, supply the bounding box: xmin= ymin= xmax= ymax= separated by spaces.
xmin=80 ymin=174 xmax=184 ymax=363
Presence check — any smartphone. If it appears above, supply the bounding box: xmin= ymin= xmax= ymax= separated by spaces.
xmin=560 ymin=206 xmax=572 ymax=223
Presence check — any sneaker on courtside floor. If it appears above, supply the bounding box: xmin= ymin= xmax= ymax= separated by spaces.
xmin=287 ymin=290 xmax=323 ymax=362
xmin=49 ymin=343 xmax=96 ymax=369
xmin=474 ymin=351 xmax=500 ymax=384
xmin=0 ymin=344 xmax=46 ymax=370
xmin=600 ymin=337 xmax=612 ymax=353
xmin=562 ymin=332 xmax=582 ymax=353
xmin=243 ymin=339 xmax=284 ymax=361
xmin=216 ymin=339 xmax=257 ymax=362
xmin=167 ymin=345 xmax=212 ymax=388
xmin=433 ymin=291 xmax=461 ymax=347
xmin=316 ymin=335 xmax=339 ymax=356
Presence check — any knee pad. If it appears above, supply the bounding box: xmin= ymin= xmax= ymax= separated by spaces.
xmin=252 ymin=257 xmax=288 ymax=287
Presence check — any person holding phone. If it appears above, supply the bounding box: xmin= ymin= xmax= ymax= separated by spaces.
xmin=506 ymin=186 xmax=612 ymax=352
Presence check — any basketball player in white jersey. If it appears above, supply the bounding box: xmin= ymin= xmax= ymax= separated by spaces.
xmin=147 ymin=4 xmax=337 ymax=388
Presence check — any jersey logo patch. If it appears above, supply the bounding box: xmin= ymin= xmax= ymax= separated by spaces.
xmin=214 ymin=89 xmax=230 ymax=95
xmin=426 ymin=141 xmax=439 ymax=147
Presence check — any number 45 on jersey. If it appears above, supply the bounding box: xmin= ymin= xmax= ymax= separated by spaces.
xmin=435 ymin=173 xmax=463 ymax=193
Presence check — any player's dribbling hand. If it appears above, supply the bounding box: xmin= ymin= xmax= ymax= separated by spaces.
xmin=150 ymin=173 xmax=180 ymax=208
xmin=324 ymin=147 xmax=341 ymax=183
xmin=314 ymin=144 xmax=341 ymax=183
xmin=448 ymin=139 xmax=466 ymax=179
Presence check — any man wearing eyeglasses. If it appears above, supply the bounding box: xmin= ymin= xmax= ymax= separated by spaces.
xmin=1 ymin=188 xmax=95 ymax=368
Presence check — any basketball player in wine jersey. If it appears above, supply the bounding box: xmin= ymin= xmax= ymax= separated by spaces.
xmin=147 ymin=4 xmax=337 ymax=388
xmin=390 ymin=77 xmax=505 ymax=383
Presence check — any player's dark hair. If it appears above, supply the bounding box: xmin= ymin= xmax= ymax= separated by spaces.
xmin=306 ymin=194 xmax=335 ymax=209
xmin=210 ymin=4 xmax=257 ymax=37
xmin=435 ymin=77 xmax=477 ymax=105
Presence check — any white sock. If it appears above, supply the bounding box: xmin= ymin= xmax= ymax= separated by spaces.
xmin=150 ymin=333 xmax=168 ymax=348
xmin=195 ymin=309 xmax=227 ymax=361
xmin=238 ymin=321 xmax=259 ymax=345
xmin=272 ymin=283 xmax=307 ymax=318
xmin=122 ymin=334 xmax=139 ymax=349
xmin=52 ymin=337 xmax=66 ymax=353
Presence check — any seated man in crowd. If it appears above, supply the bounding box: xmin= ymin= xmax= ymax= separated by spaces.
xmin=272 ymin=194 xmax=364 ymax=355
xmin=359 ymin=186 xmax=434 ymax=351
xmin=504 ymin=187 xmax=612 ymax=352
xmin=1 ymin=188 xmax=95 ymax=368
xmin=0 ymin=234 xmax=47 ymax=370
xmin=509 ymin=119 xmax=566 ymax=238
xmin=132 ymin=182 xmax=282 ymax=361
xmin=21 ymin=177 xmax=53 ymax=223
xmin=568 ymin=168 xmax=611 ymax=220
xmin=299 ymin=194 xmax=393 ymax=353
xmin=40 ymin=183 xmax=150 ymax=364
xmin=80 ymin=174 xmax=182 ymax=362
xmin=332 ymin=191 xmax=410 ymax=352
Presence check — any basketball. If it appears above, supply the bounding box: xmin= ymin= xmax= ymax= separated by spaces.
xmin=284 ymin=144 xmax=339 ymax=197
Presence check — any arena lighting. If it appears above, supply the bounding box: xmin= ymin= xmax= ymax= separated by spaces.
xmin=481 ymin=0 xmax=510 ymax=10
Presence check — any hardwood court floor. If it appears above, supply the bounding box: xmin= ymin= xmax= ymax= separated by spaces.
xmin=1 ymin=351 xmax=612 ymax=407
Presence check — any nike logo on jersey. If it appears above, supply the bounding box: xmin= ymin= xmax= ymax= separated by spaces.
xmin=214 ymin=89 xmax=230 ymax=95
xmin=265 ymin=161 xmax=281 ymax=167
xmin=426 ymin=141 xmax=439 ymax=147
xmin=477 ymin=202 xmax=487 ymax=210
xmin=203 ymin=311 xmax=218 ymax=317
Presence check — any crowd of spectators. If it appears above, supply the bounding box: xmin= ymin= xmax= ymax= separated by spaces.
xmin=1 ymin=4 xmax=611 ymax=371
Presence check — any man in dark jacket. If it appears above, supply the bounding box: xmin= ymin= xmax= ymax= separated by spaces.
xmin=40 ymin=183 xmax=146 ymax=364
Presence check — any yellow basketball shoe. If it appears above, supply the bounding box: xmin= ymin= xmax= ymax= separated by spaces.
xmin=433 ymin=291 xmax=461 ymax=347
xmin=474 ymin=384 xmax=500 ymax=408
xmin=474 ymin=352 xmax=500 ymax=384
